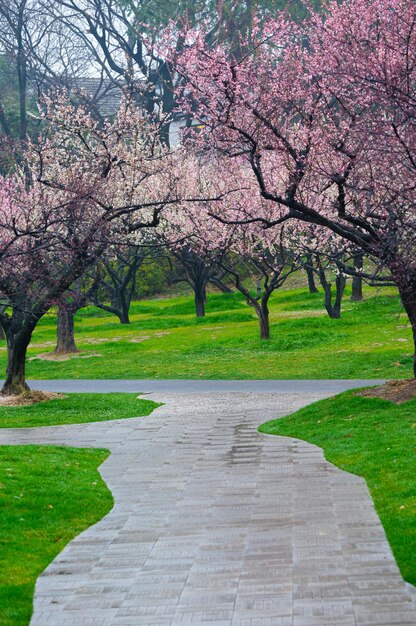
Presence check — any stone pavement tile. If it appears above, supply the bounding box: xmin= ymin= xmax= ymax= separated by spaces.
xmin=293 ymin=618 xmax=355 ymax=626
xmin=110 ymin=615 xmax=172 ymax=626
xmin=237 ymin=582 xmax=292 ymax=595
xmin=178 ymin=589 xmax=236 ymax=606
xmin=352 ymin=604 xmax=416 ymax=624
xmin=116 ymin=605 xmax=177 ymax=618
xmin=184 ymin=578 xmax=239 ymax=592
xmin=293 ymin=598 xmax=355 ymax=615
xmin=234 ymin=593 xmax=293 ymax=616
xmin=171 ymin=608 xmax=234 ymax=624
xmin=63 ymin=597 xmax=125 ymax=610
xmin=352 ymin=590 xmax=412 ymax=605
xmin=35 ymin=595 xmax=71 ymax=606
xmin=31 ymin=608 xmax=118 ymax=625
xmin=120 ymin=593 xmax=181 ymax=607
xmin=347 ymin=576 xmax=411 ymax=594
xmin=133 ymin=572 xmax=189 ymax=584
xmin=294 ymin=581 xmax=352 ymax=601
xmin=233 ymin=619 xmax=292 ymax=626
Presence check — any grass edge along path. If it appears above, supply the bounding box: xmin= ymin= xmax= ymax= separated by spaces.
xmin=0 ymin=393 xmax=161 ymax=624
xmin=259 ymin=390 xmax=416 ymax=586
xmin=0 ymin=445 xmax=113 ymax=626
xmin=0 ymin=393 xmax=161 ymax=429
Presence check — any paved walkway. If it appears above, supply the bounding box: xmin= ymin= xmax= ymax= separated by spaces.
xmin=1 ymin=388 xmax=415 ymax=626
xmin=21 ymin=379 xmax=386 ymax=394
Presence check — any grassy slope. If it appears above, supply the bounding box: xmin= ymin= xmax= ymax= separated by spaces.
xmin=0 ymin=393 xmax=160 ymax=428
xmin=259 ymin=391 xmax=416 ymax=585
xmin=0 ymin=445 xmax=112 ymax=626
xmin=5 ymin=285 xmax=414 ymax=380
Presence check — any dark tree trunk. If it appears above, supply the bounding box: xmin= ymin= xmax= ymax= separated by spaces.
xmin=54 ymin=305 xmax=79 ymax=355
xmin=318 ymin=264 xmax=346 ymax=319
xmin=95 ymin=302 xmax=131 ymax=324
xmin=395 ymin=279 xmax=416 ymax=378
xmin=0 ymin=324 xmax=4 ymax=341
xmin=116 ymin=299 xmax=130 ymax=324
xmin=2 ymin=317 xmax=34 ymax=395
xmin=121 ymin=294 xmax=131 ymax=324
xmin=175 ymin=250 xmax=210 ymax=318
xmin=190 ymin=263 xmax=209 ymax=318
xmin=3 ymin=339 xmax=30 ymax=395
xmin=194 ymin=281 xmax=207 ymax=318
xmin=305 ymin=253 xmax=318 ymax=293
xmin=351 ymin=252 xmax=364 ymax=301
xmin=118 ymin=310 xmax=130 ymax=324
xmin=333 ymin=274 xmax=347 ymax=318
xmin=209 ymin=277 xmax=233 ymax=293
xmin=254 ymin=297 xmax=270 ymax=339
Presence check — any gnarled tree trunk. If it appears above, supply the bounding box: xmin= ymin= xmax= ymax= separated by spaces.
xmin=2 ymin=312 xmax=36 ymax=395
xmin=305 ymin=253 xmax=318 ymax=294
xmin=194 ymin=279 xmax=207 ymax=318
xmin=394 ymin=273 xmax=416 ymax=379
xmin=54 ymin=305 xmax=79 ymax=354
xmin=255 ymin=305 xmax=270 ymax=339
xmin=253 ymin=294 xmax=271 ymax=339
xmin=318 ymin=262 xmax=346 ymax=319
xmin=117 ymin=294 xmax=130 ymax=324
xmin=209 ymin=277 xmax=233 ymax=293
xmin=3 ymin=335 xmax=31 ymax=394
xmin=351 ymin=252 xmax=364 ymax=302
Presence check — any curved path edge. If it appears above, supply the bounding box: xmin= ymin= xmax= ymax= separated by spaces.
xmin=7 ymin=379 xmax=386 ymax=394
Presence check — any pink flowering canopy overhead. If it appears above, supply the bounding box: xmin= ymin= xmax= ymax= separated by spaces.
xmin=170 ymin=0 xmax=416 ymax=265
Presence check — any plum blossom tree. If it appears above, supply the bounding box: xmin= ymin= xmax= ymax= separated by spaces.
xmin=214 ymin=223 xmax=302 ymax=339
xmin=166 ymin=248 xmax=215 ymax=318
xmin=160 ymin=230 xmax=232 ymax=318
xmin=53 ymin=271 xmax=102 ymax=355
xmin=91 ymin=244 xmax=149 ymax=325
xmin=292 ymin=225 xmax=355 ymax=319
xmin=162 ymin=158 xmax=303 ymax=338
xmin=0 ymin=95 xmax=193 ymax=394
xmin=172 ymin=0 xmax=416 ymax=375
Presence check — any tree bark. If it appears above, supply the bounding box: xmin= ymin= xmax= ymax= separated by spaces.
xmin=333 ymin=273 xmax=347 ymax=318
xmin=189 ymin=261 xmax=209 ymax=318
xmin=395 ymin=280 xmax=416 ymax=378
xmin=254 ymin=297 xmax=270 ymax=339
xmin=54 ymin=305 xmax=79 ymax=354
xmin=117 ymin=309 xmax=130 ymax=324
xmin=305 ymin=253 xmax=318 ymax=294
xmin=351 ymin=252 xmax=364 ymax=301
xmin=2 ymin=319 xmax=34 ymax=395
xmin=209 ymin=277 xmax=233 ymax=293
xmin=318 ymin=263 xmax=346 ymax=319
xmin=94 ymin=302 xmax=130 ymax=324
xmin=118 ymin=295 xmax=130 ymax=324
xmin=194 ymin=281 xmax=207 ymax=318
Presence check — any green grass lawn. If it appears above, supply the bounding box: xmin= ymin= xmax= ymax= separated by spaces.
xmin=0 ymin=393 xmax=160 ymax=428
xmin=259 ymin=391 xmax=416 ymax=585
xmin=0 ymin=445 xmax=113 ymax=626
xmin=6 ymin=285 xmax=415 ymax=380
